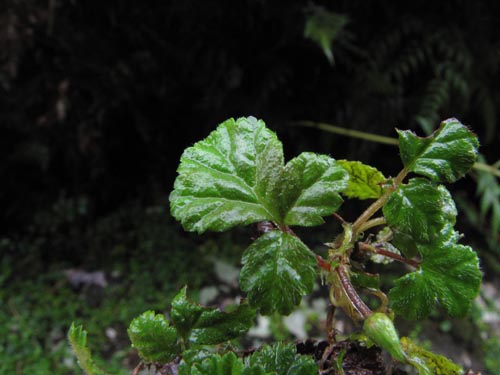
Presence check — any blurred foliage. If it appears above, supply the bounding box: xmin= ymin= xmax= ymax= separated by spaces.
xmin=0 ymin=198 xmax=249 ymax=374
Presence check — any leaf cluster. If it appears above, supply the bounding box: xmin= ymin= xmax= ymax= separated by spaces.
xmin=170 ymin=117 xmax=349 ymax=315
xmin=69 ymin=115 xmax=483 ymax=374
xmin=170 ymin=116 xmax=482 ymax=322
xmin=128 ymin=286 xmax=255 ymax=364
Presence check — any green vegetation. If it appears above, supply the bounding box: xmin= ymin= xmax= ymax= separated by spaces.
xmin=69 ymin=116 xmax=485 ymax=374
xmin=2 ymin=1 xmax=500 ymax=374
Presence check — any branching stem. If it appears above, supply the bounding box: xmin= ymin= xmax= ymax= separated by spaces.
xmin=352 ymin=168 xmax=408 ymax=236
xmin=357 ymin=217 xmax=387 ymax=233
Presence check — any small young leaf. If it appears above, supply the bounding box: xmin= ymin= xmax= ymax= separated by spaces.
xmin=398 ymin=118 xmax=479 ymax=183
xmin=383 ymin=178 xmax=452 ymax=244
xmin=68 ymin=323 xmax=111 ymax=375
xmin=240 ymin=231 xmax=316 ymax=315
xmin=127 ymin=311 xmax=180 ymax=364
xmin=389 ymin=228 xmax=482 ymax=320
xmin=337 ymin=160 xmax=386 ymax=199
xmin=280 ymin=152 xmax=348 ymax=226
xmin=170 ymin=117 xmax=283 ymax=233
xmin=249 ymin=343 xmax=318 ymax=375
xmin=170 ymin=286 xmax=204 ymax=341
xmin=171 ymin=286 xmax=255 ymax=345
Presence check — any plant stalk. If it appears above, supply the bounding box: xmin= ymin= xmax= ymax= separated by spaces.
xmin=336 ymin=266 xmax=372 ymax=320
xmin=358 ymin=242 xmax=420 ymax=268
xmin=352 ymin=168 xmax=408 ymax=235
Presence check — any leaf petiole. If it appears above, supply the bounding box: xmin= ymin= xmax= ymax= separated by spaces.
xmin=358 ymin=242 xmax=420 ymax=268
xmin=351 ymin=168 xmax=408 ymax=236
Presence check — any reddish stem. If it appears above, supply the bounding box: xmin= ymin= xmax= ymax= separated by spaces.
xmin=336 ymin=266 xmax=372 ymax=320
xmin=316 ymin=255 xmax=331 ymax=271
xmin=358 ymin=242 xmax=420 ymax=268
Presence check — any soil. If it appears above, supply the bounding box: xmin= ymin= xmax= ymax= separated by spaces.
xmin=296 ymin=339 xmax=408 ymax=375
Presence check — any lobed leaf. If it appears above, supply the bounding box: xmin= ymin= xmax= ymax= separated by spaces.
xmin=240 ymin=231 xmax=316 ymax=315
xmin=248 ymin=343 xmax=318 ymax=375
xmin=171 ymin=286 xmax=255 ymax=345
xmin=398 ymin=118 xmax=479 ymax=183
xmin=182 ymin=352 xmax=270 ymax=375
xmin=383 ymin=178 xmax=454 ymax=244
xmin=280 ymin=152 xmax=348 ymax=226
xmin=337 ymin=160 xmax=386 ymax=199
xmin=389 ymin=226 xmax=482 ymax=320
xmin=170 ymin=117 xmax=283 ymax=233
xmin=127 ymin=311 xmax=180 ymax=364
xmin=68 ymin=323 xmax=111 ymax=375
xmin=191 ymin=352 xmax=244 ymax=375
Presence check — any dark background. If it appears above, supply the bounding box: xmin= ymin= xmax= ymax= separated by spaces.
xmin=2 ymin=0 xmax=499 ymax=269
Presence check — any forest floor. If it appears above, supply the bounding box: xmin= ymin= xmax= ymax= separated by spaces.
xmin=1 ymin=203 xmax=499 ymax=375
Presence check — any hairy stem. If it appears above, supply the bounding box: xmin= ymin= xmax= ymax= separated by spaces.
xmin=357 ymin=217 xmax=387 ymax=233
xmin=352 ymin=168 xmax=408 ymax=235
xmin=358 ymin=242 xmax=420 ymax=268
xmin=336 ymin=266 xmax=372 ymax=320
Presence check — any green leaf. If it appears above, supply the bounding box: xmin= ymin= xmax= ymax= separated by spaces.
xmin=68 ymin=323 xmax=111 ymax=375
xmin=391 ymin=230 xmax=419 ymax=258
xmin=351 ymin=271 xmax=381 ymax=290
xmin=249 ymin=343 xmax=318 ymax=375
xmin=127 ymin=311 xmax=180 ymax=363
xmin=383 ymin=178 xmax=452 ymax=244
xmin=337 ymin=160 xmax=386 ymax=199
xmin=171 ymin=286 xmax=255 ymax=345
xmin=280 ymin=152 xmax=348 ymax=226
xmin=389 ymin=227 xmax=482 ymax=320
xmin=180 ymin=353 xmax=270 ymax=375
xmin=191 ymin=352 xmax=245 ymax=375
xmin=304 ymin=5 xmax=349 ymax=65
xmin=398 ymin=118 xmax=479 ymax=183
xmin=240 ymin=231 xmax=316 ymax=315
xmin=186 ymin=352 xmax=270 ymax=375
xmin=170 ymin=117 xmax=283 ymax=233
